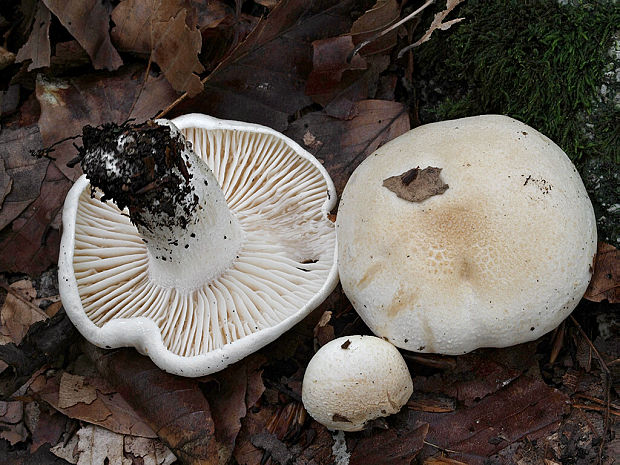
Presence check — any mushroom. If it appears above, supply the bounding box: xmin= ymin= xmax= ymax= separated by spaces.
xmin=302 ymin=335 xmax=413 ymax=431
xmin=59 ymin=114 xmax=338 ymax=376
xmin=336 ymin=115 xmax=597 ymax=355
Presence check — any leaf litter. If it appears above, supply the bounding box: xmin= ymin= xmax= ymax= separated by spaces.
xmin=0 ymin=0 xmax=617 ymax=464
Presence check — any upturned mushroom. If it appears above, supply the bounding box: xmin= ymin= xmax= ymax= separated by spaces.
xmin=336 ymin=115 xmax=597 ymax=355
xmin=59 ymin=114 xmax=338 ymax=376
xmin=302 ymin=335 xmax=413 ymax=431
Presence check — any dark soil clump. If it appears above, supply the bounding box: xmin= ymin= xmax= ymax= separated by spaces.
xmin=77 ymin=121 xmax=197 ymax=232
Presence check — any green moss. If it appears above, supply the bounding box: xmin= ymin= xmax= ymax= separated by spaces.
xmin=414 ymin=0 xmax=619 ymax=164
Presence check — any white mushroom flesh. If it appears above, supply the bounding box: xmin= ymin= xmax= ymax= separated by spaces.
xmin=302 ymin=335 xmax=413 ymax=432
xmin=337 ymin=115 xmax=597 ymax=354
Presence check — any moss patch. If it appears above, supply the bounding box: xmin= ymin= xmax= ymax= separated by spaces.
xmin=414 ymin=0 xmax=619 ymax=164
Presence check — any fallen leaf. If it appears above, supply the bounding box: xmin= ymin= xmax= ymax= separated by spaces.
xmin=51 ymin=423 xmax=176 ymax=465
xmin=0 ymin=162 xmax=71 ymax=275
xmin=305 ymin=36 xmax=367 ymax=107
xmin=24 ymin=402 xmax=68 ymax=453
xmin=0 ymin=46 xmax=15 ymax=71
xmin=36 ymin=67 xmax=177 ymax=181
xmin=412 ymin=343 xmax=537 ymax=407
xmin=350 ymin=0 xmax=401 ymax=56
xmin=0 ymin=309 xmax=78 ymax=400
xmin=85 ymin=345 xmax=222 ymax=465
xmin=584 ymin=242 xmax=618 ymax=303
xmin=0 ymin=436 xmax=68 ymax=464
xmin=313 ymin=310 xmax=335 ymax=349
xmin=0 ymin=282 xmax=47 ymax=345
xmin=57 ymin=373 xmax=97 ymax=409
xmin=41 ymin=0 xmax=123 ymax=71
xmin=285 ymin=99 xmax=410 ymax=194
xmin=15 ymin=2 xmax=52 ymax=71
xmin=383 ymin=166 xmax=449 ymax=202
xmin=124 ymin=435 xmax=177 ymax=465
xmin=0 ymin=400 xmax=28 ymax=445
xmin=251 ymin=432 xmax=293 ymax=464
xmin=111 ymin=0 xmax=188 ymax=54
xmin=174 ymin=0 xmax=360 ymax=131
xmin=0 ymin=124 xmax=47 ymax=231
xmin=349 ymin=422 xmax=429 ymax=465
xmin=413 ymin=375 xmax=570 ymax=464
xmin=152 ymin=9 xmax=204 ymax=95
xmin=29 ymin=370 xmax=157 ymax=438
xmin=201 ymin=355 xmax=266 ymax=460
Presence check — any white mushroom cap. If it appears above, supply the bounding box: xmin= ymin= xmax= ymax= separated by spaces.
xmin=337 ymin=115 xmax=597 ymax=355
xmin=59 ymin=114 xmax=338 ymax=377
xmin=302 ymin=335 xmax=413 ymax=432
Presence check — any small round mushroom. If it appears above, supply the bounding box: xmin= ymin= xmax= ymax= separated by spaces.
xmin=302 ymin=335 xmax=413 ymax=432
xmin=59 ymin=114 xmax=338 ymax=376
xmin=337 ymin=115 xmax=597 ymax=355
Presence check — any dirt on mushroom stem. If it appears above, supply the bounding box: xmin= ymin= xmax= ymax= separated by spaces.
xmin=77 ymin=120 xmax=197 ymax=233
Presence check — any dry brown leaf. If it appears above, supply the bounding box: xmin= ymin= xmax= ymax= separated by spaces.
xmin=42 ymin=0 xmax=123 ymax=71
xmin=305 ymin=36 xmax=368 ymax=107
xmin=174 ymin=0 xmax=359 ymax=131
xmin=152 ymin=9 xmax=204 ymax=96
xmin=350 ymin=0 xmax=402 ymax=56
xmin=29 ymin=371 xmax=157 ymax=438
xmin=0 ymin=162 xmax=71 ymax=275
xmin=383 ymin=166 xmax=449 ymax=202
xmin=57 ymin=373 xmax=97 ymax=409
xmin=0 ymin=159 xmax=11 ymax=209
xmin=285 ymin=99 xmax=410 ymax=194
xmin=202 ymin=355 xmax=266 ymax=461
xmin=349 ymin=423 xmax=429 ymax=465
xmin=0 ymin=282 xmax=47 ymax=345
xmin=111 ymin=0 xmax=184 ymax=53
xmin=0 ymin=124 xmax=47 ymax=231
xmin=25 ymin=402 xmax=68 ymax=453
xmin=0 ymin=47 xmax=15 ymax=71
xmin=51 ymin=424 xmax=176 ymax=465
xmin=36 ymin=67 xmax=177 ymax=181
xmin=413 ymin=375 xmax=569 ymax=464
xmin=584 ymin=242 xmax=618 ymax=303
xmin=0 ymin=400 xmax=28 ymax=445
xmin=86 ymin=346 xmax=222 ymax=465
xmin=15 ymin=2 xmax=52 ymax=71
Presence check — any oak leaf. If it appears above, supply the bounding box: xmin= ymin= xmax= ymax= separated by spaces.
xmin=42 ymin=0 xmax=123 ymax=71
xmin=584 ymin=242 xmax=618 ymax=303
xmin=15 ymin=2 xmax=52 ymax=71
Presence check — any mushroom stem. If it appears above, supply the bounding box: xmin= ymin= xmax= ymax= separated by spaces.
xmin=79 ymin=119 xmax=242 ymax=290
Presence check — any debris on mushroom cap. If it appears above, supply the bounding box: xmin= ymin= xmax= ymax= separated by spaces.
xmin=336 ymin=115 xmax=597 ymax=355
xmin=58 ymin=114 xmax=339 ymax=377
xmin=302 ymin=335 xmax=413 ymax=432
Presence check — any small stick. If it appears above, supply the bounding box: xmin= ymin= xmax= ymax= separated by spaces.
xmin=347 ymin=0 xmax=435 ymax=62
xmin=569 ymin=315 xmax=611 ymax=465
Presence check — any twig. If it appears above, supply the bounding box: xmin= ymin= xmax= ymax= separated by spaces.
xmin=423 ymin=440 xmax=460 ymax=454
xmin=347 ymin=0 xmax=435 ymax=62
xmin=127 ymin=53 xmax=153 ymax=120
xmin=549 ymin=321 xmax=565 ymax=364
xmin=569 ymin=315 xmax=611 ymax=465
xmin=572 ymin=404 xmax=620 ymax=417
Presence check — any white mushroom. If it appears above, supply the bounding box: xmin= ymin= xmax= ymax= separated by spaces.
xmin=59 ymin=114 xmax=338 ymax=377
xmin=302 ymin=335 xmax=413 ymax=432
xmin=337 ymin=115 xmax=597 ymax=355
